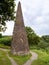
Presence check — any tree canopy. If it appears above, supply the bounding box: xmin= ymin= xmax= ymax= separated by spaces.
xmin=42 ymin=35 xmax=49 ymax=43
xmin=0 ymin=0 xmax=15 ymax=31
xmin=25 ymin=27 xmax=40 ymax=46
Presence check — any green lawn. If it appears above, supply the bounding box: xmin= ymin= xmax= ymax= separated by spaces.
xmin=0 ymin=50 xmax=11 ymax=65
xmin=0 ymin=44 xmax=10 ymax=49
xmin=31 ymin=49 xmax=49 ymax=65
xmin=9 ymin=51 xmax=31 ymax=65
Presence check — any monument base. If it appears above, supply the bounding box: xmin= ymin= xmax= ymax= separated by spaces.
xmin=12 ymin=51 xmax=30 ymax=55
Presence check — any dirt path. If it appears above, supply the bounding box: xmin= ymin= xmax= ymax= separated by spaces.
xmin=0 ymin=48 xmax=17 ymax=65
xmin=23 ymin=51 xmax=38 ymax=65
xmin=7 ymin=56 xmax=17 ymax=65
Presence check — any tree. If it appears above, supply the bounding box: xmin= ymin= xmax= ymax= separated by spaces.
xmin=25 ymin=27 xmax=40 ymax=46
xmin=0 ymin=0 xmax=15 ymax=31
xmin=42 ymin=35 xmax=49 ymax=43
xmin=38 ymin=35 xmax=49 ymax=49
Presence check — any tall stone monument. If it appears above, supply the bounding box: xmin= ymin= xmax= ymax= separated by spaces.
xmin=11 ymin=2 xmax=29 ymax=55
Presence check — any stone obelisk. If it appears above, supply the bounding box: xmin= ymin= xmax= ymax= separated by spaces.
xmin=11 ymin=2 xmax=29 ymax=55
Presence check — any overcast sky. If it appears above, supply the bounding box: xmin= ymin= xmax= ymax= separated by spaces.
xmin=2 ymin=0 xmax=49 ymax=36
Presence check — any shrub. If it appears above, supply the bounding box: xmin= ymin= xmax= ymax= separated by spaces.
xmin=25 ymin=27 xmax=40 ymax=46
xmin=0 ymin=34 xmax=2 ymax=38
xmin=38 ymin=40 xmax=49 ymax=49
xmin=0 ymin=36 xmax=12 ymax=46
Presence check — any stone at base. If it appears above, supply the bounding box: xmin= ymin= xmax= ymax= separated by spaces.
xmin=12 ymin=51 xmax=30 ymax=55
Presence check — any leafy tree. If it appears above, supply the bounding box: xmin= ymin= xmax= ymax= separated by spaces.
xmin=42 ymin=35 xmax=49 ymax=43
xmin=25 ymin=27 xmax=40 ymax=46
xmin=0 ymin=0 xmax=15 ymax=31
xmin=38 ymin=40 xmax=48 ymax=49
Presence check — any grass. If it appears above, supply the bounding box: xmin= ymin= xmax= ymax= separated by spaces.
xmin=0 ymin=47 xmax=31 ymax=65
xmin=31 ymin=49 xmax=49 ymax=65
xmin=0 ymin=44 xmax=10 ymax=49
xmin=0 ymin=50 xmax=11 ymax=65
xmin=9 ymin=51 xmax=31 ymax=65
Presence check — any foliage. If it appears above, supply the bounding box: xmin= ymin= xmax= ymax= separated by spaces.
xmin=45 ymin=47 xmax=49 ymax=54
xmin=0 ymin=27 xmax=49 ymax=51
xmin=0 ymin=36 xmax=12 ymax=46
xmin=37 ymin=35 xmax=49 ymax=50
xmin=0 ymin=33 xmax=2 ymax=38
xmin=25 ymin=27 xmax=40 ymax=46
xmin=0 ymin=0 xmax=15 ymax=31
xmin=42 ymin=35 xmax=49 ymax=43
xmin=38 ymin=40 xmax=49 ymax=49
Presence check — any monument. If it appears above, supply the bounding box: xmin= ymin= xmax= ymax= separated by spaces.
xmin=11 ymin=2 xmax=29 ymax=55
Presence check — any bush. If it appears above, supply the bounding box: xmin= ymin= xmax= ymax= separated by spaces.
xmin=0 ymin=34 xmax=2 ymax=38
xmin=45 ymin=47 xmax=49 ymax=53
xmin=25 ymin=27 xmax=40 ymax=46
xmin=38 ymin=40 xmax=49 ymax=49
xmin=0 ymin=36 xmax=12 ymax=46
xmin=42 ymin=35 xmax=49 ymax=43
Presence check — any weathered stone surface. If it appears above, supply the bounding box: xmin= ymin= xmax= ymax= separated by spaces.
xmin=11 ymin=2 xmax=29 ymax=55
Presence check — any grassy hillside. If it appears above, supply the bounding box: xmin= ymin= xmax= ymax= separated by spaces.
xmin=0 ymin=28 xmax=49 ymax=65
xmin=0 ymin=35 xmax=49 ymax=65
xmin=31 ymin=49 xmax=49 ymax=65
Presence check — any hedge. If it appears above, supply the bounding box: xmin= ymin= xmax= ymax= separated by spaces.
xmin=0 ymin=36 xmax=12 ymax=46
